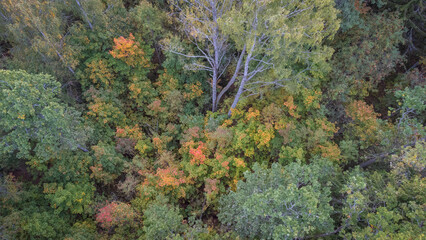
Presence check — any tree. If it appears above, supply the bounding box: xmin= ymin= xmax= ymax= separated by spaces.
xmin=340 ymin=143 xmax=425 ymax=239
xmin=96 ymin=201 xmax=137 ymax=229
xmin=328 ymin=5 xmax=405 ymax=101
xmin=1 ymin=0 xmax=424 ymax=239
xmin=219 ymin=160 xmax=336 ymax=239
xmin=220 ymin=0 xmax=339 ymax=115
xmin=0 ymin=0 xmax=75 ymax=75
xmin=90 ymin=141 xmax=126 ymax=185
xmin=44 ymin=182 xmax=95 ymax=215
xmin=142 ymin=195 xmax=185 ymax=239
xmin=167 ymin=0 xmax=233 ymax=112
xmin=0 ymin=70 xmax=88 ymax=169
xmin=168 ymin=0 xmax=339 ymax=115
xmin=384 ymin=0 xmax=425 ymax=57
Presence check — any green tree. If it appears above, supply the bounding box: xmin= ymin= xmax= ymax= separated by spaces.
xmin=44 ymin=182 xmax=95 ymax=215
xmin=220 ymin=0 xmax=339 ymax=115
xmin=219 ymin=160 xmax=336 ymax=239
xmin=142 ymin=195 xmax=185 ymax=240
xmin=43 ymin=151 xmax=93 ymax=184
xmin=384 ymin=0 xmax=425 ymax=57
xmin=328 ymin=8 xmax=405 ymax=101
xmin=0 ymin=70 xmax=88 ymax=169
xmin=340 ymin=143 xmax=425 ymax=239
xmin=169 ymin=0 xmax=339 ymax=114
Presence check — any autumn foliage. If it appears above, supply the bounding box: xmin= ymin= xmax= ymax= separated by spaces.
xmin=96 ymin=202 xmax=136 ymax=229
xmin=0 ymin=0 xmax=424 ymax=239
xmin=110 ymin=33 xmax=150 ymax=68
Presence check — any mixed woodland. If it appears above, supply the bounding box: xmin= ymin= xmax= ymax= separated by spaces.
xmin=0 ymin=0 xmax=425 ymax=239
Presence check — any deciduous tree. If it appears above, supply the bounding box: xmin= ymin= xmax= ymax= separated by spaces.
xmin=0 ymin=70 xmax=88 ymax=168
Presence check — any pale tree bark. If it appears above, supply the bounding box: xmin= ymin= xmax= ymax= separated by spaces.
xmin=74 ymin=0 xmax=94 ymax=30
xmin=227 ymin=3 xmax=273 ymax=116
xmin=224 ymin=0 xmax=340 ymax=116
xmin=228 ymin=42 xmax=254 ymax=116
xmin=38 ymin=29 xmax=75 ymax=74
xmin=215 ymin=44 xmax=245 ymax=111
xmin=227 ymin=40 xmax=273 ymax=116
xmin=170 ymin=0 xmax=339 ymax=115
xmin=169 ymin=0 xmax=233 ymax=112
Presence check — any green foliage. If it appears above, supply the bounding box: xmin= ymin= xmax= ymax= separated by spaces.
xmin=329 ymin=9 xmax=405 ymax=100
xmin=0 ymin=70 xmax=87 ymax=168
xmin=90 ymin=142 xmax=126 ymax=184
xmin=219 ymin=160 xmax=336 ymax=239
xmin=161 ymin=51 xmax=210 ymax=115
xmin=393 ymin=86 xmax=426 ymax=131
xmin=221 ymin=0 xmax=339 ymax=110
xmin=130 ymin=0 xmax=168 ymax=44
xmin=21 ymin=210 xmax=71 ymax=239
xmin=44 ymin=182 xmax=95 ymax=215
xmin=391 ymin=141 xmax=425 ymax=180
xmin=65 ymin=221 xmax=97 ymax=240
xmin=178 ymin=217 xmax=212 ymax=240
xmin=43 ymin=151 xmax=93 ymax=184
xmin=0 ymin=0 xmax=74 ymax=79
xmin=383 ymin=0 xmax=425 ymax=56
xmin=0 ymin=0 xmax=424 ymax=239
xmin=339 ymin=140 xmax=359 ymax=163
xmin=142 ymin=196 xmax=184 ymax=240
xmin=0 ymin=183 xmax=73 ymax=240
xmin=340 ymin=143 xmax=425 ymax=239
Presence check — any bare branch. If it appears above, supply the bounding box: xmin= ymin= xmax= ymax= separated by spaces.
xmin=75 ymin=0 xmax=93 ymax=30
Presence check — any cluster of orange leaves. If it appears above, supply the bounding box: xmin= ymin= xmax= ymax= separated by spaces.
xmin=137 ymin=165 xmax=188 ymax=203
xmin=217 ymin=154 xmax=229 ymax=171
xmin=208 ymin=154 xmax=231 ymax=179
xmin=317 ymin=142 xmax=341 ymax=162
xmin=85 ymin=88 xmax=124 ymax=125
xmin=303 ymin=90 xmax=321 ymax=109
xmin=204 ymin=178 xmax=220 ymax=202
xmin=245 ymin=108 xmax=260 ymax=122
xmin=189 ymin=141 xmax=207 ymax=165
xmin=128 ymin=81 xmax=142 ymax=95
xmin=317 ymin=118 xmax=339 ymax=134
xmin=346 ymin=100 xmax=380 ymax=123
xmin=254 ymin=127 xmax=275 ymax=148
xmin=354 ymin=0 xmax=370 ymax=14
xmin=148 ymin=99 xmax=166 ymax=113
xmin=109 ymin=33 xmax=150 ymax=67
xmin=233 ymin=158 xmax=246 ymax=168
xmin=151 ymin=136 xmax=164 ymax=153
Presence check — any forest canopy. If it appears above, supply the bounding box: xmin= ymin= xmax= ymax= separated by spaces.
xmin=0 ymin=0 xmax=424 ymax=239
